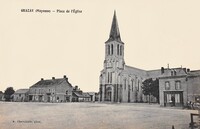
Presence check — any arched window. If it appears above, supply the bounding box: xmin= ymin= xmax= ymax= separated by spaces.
xmin=111 ymin=44 xmax=113 ymax=55
xmin=108 ymin=45 xmax=110 ymax=55
xmin=120 ymin=45 xmax=122 ymax=56
xmin=117 ymin=44 xmax=119 ymax=55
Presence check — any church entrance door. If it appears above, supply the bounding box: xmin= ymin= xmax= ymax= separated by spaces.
xmin=106 ymin=87 xmax=112 ymax=101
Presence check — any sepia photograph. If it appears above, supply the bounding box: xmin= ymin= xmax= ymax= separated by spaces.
xmin=0 ymin=0 xmax=200 ymax=129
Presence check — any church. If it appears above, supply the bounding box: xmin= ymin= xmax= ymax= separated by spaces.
xmin=99 ymin=11 xmax=200 ymax=107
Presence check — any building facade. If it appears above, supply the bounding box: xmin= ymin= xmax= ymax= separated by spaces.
xmin=13 ymin=89 xmax=29 ymax=102
xmin=29 ymin=75 xmax=73 ymax=102
xmin=99 ymin=12 xmax=200 ymax=107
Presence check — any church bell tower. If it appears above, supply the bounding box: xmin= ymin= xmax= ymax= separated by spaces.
xmin=104 ymin=11 xmax=125 ymax=70
xmin=100 ymin=11 xmax=125 ymax=102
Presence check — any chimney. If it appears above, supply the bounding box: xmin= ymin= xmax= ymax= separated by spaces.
xmin=41 ymin=78 xmax=44 ymax=81
xmin=187 ymin=69 xmax=190 ymax=72
xmin=52 ymin=77 xmax=55 ymax=80
xmin=64 ymin=75 xmax=68 ymax=81
xmin=183 ymin=68 xmax=186 ymax=73
xmin=161 ymin=67 xmax=164 ymax=74
xmin=75 ymin=86 xmax=78 ymax=90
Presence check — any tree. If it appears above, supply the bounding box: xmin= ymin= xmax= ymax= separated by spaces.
xmin=151 ymin=78 xmax=159 ymax=103
xmin=4 ymin=87 xmax=15 ymax=101
xmin=141 ymin=78 xmax=159 ymax=103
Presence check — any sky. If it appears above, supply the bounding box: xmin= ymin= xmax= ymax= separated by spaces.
xmin=0 ymin=0 xmax=200 ymax=92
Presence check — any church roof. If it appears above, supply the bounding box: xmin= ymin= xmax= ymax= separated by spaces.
xmin=106 ymin=11 xmax=122 ymax=43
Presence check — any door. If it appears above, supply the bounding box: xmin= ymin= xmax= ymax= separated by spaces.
xmin=164 ymin=91 xmax=183 ymax=107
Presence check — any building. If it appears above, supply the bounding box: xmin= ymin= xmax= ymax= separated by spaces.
xmin=159 ymin=68 xmax=200 ymax=107
xmin=99 ymin=11 xmax=200 ymax=107
xmin=29 ymin=75 xmax=73 ymax=102
xmin=0 ymin=91 xmax=4 ymax=101
xmin=13 ymin=89 xmax=29 ymax=102
xmin=72 ymin=86 xmax=92 ymax=102
xmin=87 ymin=92 xmax=96 ymax=102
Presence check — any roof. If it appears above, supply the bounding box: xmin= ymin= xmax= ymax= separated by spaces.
xmin=15 ymin=89 xmax=29 ymax=94
xmin=82 ymin=92 xmax=91 ymax=98
xmin=73 ymin=92 xmax=83 ymax=97
xmin=87 ymin=92 xmax=96 ymax=95
xmin=122 ymin=65 xmax=147 ymax=77
xmin=187 ymin=70 xmax=200 ymax=77
xmin=30 ymin=77 xmax=72 ymax=88
xmin=106 ymin=11 xmax=123 ymax=43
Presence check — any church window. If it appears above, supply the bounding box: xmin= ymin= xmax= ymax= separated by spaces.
xmin=111 ymin=44 xmax=113 ymax=55
xmin=110 ymin=73 xmax=112 ymax=83
xmin=175 ymin=81 xmax=181 ymax=90
xmin=137 ymin=80 xmax=140 ymax=91
xmin=120 ymin=45 xmax=122 ymax=56
xmin=131 ymin=80 xmax=134 ymax=92
xmin=108 ymin=45 xmax=110 ymax=55
xmin=124 ymin=79 xmax=126 ymax=90
xmin=117 ymin=44 xmax=119 ymax=55
xmin=108 ymin=73 xmax=109 ymax=83
xmin=165 ymin=81 xmax=170 ymax=90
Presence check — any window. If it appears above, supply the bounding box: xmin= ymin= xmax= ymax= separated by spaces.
xmin=66 ymin=90 xmax=68 ymax=95
xmin=131 ymin=80 xmax=134 ymax=92
xmin=117 ymin=44 xmax=119 ymax=55
xmin=124 ymin=79 xmax=126 ymax=90
xmin=175 ymin=81 xmax=181 ymax=90
xmin=120 ymin=45 xmax=122 ymax=56
xmin=171 ymin=71 xmax=173 ymax=76
xmin=166 ymin=94 xmax=171 ymax=103
xmin=137 ymin=80 xmax=140 ymax=91
xmin=175 ymin=94 xmax=180 ymax=103
xmin=111 ymin=44 xmax=113 ymax=55
xmin=108 ymin=72 xmax=109 ymax=83
xmin=110 ymin=73 xmax=112 ymax=83
xmin=165 ymin=82 xmax=170 ymax=90
xmin=108 ymin=45 xmax=110 ymax=55
xmin=174 ymin=71 xmax=177 ymax=76
xmin=19 ymin=94 xmax=21 ymax=97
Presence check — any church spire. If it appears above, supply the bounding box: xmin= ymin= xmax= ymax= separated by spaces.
xmin=106 ymin=11 xmax=122 ymax=43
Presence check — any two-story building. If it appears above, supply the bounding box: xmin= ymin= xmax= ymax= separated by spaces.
xmin=29 ymin=75 xmax=73 ymax=102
